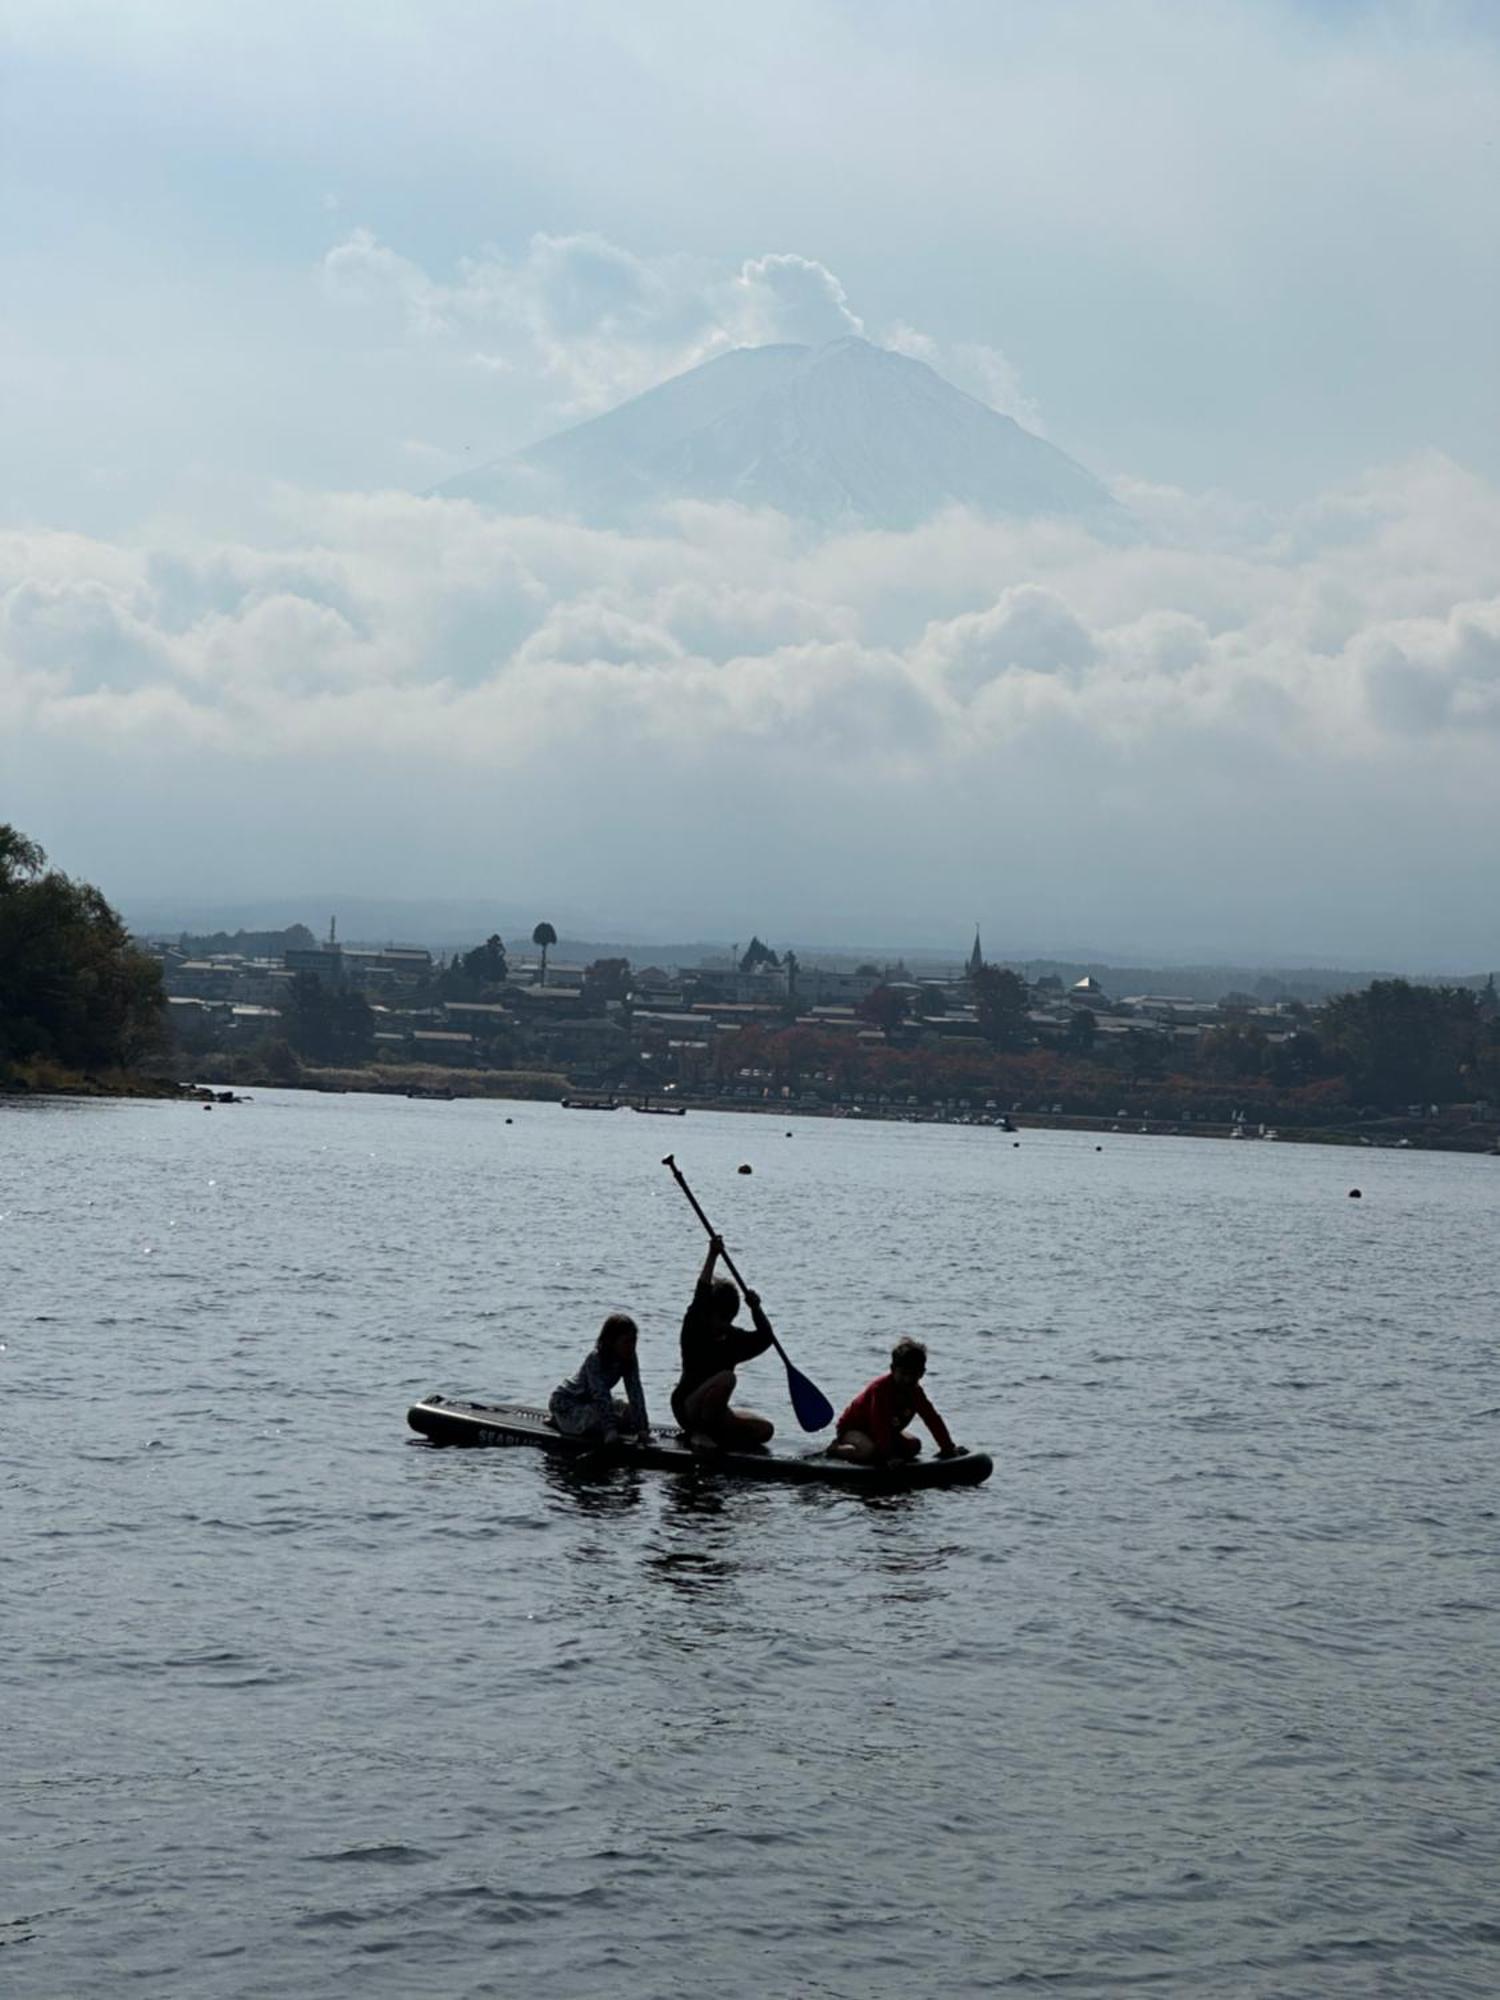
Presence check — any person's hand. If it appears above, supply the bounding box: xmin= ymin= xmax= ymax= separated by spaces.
xmin=744 ymin=1288 xmax=761 ymax=1309
xmin=709 ymin=1232 xmax=725 ymax=1257
xmin=937 ymin=1443 xmax=965 ymax=1460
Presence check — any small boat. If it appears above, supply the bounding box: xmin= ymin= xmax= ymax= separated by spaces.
xmin=632 ymin=1100 xmax=687 ymax=1116
xmin=560 ymin=1096 xmax=619 ymax=1110
xmin=407 ymin=1397 xmax=993 ymax=1490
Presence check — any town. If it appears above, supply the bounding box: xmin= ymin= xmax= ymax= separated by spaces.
xmin=152 ymin=920 xmax=1500 ymax=1150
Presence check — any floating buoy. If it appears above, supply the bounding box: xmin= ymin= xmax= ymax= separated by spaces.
xmin=203 ymin=1103 xmax=212 ymax=1111
xmin=505 ymin=1117 xmax=513 ymax=1125
xmin=1013 ymin=1141 xmax=1020 ymax=1148
xmin=738 ymin=1163 xmax=753 ymax=1175
xmin=785 ymin=1131 xmax=792 ymax=1138
xmin=1349 ymin=1188 xmax=1362 ymax=1199
xmin=1096 ymin=1145 xmax=1102 ymax=1152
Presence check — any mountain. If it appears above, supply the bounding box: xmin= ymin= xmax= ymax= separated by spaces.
xmin=438 ymin=336 xmax=1116 ymax=530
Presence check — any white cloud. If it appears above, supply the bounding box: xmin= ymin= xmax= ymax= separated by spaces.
xmin=316 ymin=230 xmax=1042 ymax=437
xmin=4 ymin=450 xmax=1500 ymax=957
xmin=727 ymin=253 xmax=863 ymax=347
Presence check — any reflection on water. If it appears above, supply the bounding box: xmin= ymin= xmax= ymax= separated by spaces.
xmin=540 ymin=1454 xmax=646 ymax=1519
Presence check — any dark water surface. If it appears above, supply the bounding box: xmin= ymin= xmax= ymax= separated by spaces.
xmin=3 ymin=1090 xmax=1498 ymax=1997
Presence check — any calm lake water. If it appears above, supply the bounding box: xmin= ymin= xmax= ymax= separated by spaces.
xmin=3 ymin=1089 xmax=1498 ymax=1997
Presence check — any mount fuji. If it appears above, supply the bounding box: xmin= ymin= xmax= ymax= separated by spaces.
xmin=438 ymin=336 xmax=1116 ymax=531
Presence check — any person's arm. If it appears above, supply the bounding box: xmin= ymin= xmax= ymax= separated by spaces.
xmin=725 ymin=1288 xmax=775 ymax=1366
xmin=582 ymin=1351 xmax=620 ymax=1436
xmin=698 ymin=1233 xmax=724 ymax=1287
xmin=623 ymin=1355 xmax=650 ymax=1437
xmin=913 ymin=1384 xmax=959 ymax=1456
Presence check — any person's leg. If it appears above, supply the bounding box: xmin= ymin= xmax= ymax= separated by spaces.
xmin=829 ymin=1427 xmax=877 ymax=1463
xmin=549 ymin=1395 xmax=602 ymax=1440
xmin=679 ymin=1371 xmax=736 ymax=1445
xmin=720 ymin=1406 xmax=774 ymax=1448
xmin=893 ymin=1431 xmax=921 ymax=1459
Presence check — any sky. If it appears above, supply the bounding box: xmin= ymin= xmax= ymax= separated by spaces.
xmin=3 ymin=0 xmax=1499 ymax=963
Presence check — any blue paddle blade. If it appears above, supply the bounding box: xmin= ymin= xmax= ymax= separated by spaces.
xmin=784 ymin=1358 xmax=834 ymax=1433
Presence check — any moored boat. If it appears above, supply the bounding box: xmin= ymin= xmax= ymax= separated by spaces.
xmin=407 ymin=1396 xmax=992 ymax=1490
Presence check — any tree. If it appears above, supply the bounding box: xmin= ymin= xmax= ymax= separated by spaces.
xmin=532 ymin=921 xmax=557 ymax=987
xmin=282 ymin=972 xmax=375 ymax=1065
xmin=858 ymin=984 xmax=909 ymax=1034
xmin=1199 ymin=1022 xmax=1268 ymax=1080
xmin=0 ymin=825 xmax=166 ymax=1074
xmin=439 ymin=933 xmax=508 ymax=998
xmin=1320 ymin=979 xmax=1479 ymax=1106
xmin=1066 ymin=1007 xmax=1097 ymax=1052
xmin=739 ymin=936 xmax=781 ymax=974
xmin=970 ymin=964 xmax=1030 ymax=1049
xmin=583 ymin=957 xmax=632 ymax=1011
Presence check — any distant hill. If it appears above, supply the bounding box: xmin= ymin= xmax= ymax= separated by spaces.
xmin=171 ymin=924 xmax=317 ymax=959
xmin=438 ymin=336 xmax=1117 ymax=531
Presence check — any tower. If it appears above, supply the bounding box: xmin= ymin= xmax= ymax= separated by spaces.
xmin=967 ymin=928 xmax=983 ymax=978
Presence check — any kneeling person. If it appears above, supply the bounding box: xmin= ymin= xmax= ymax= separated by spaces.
xmin=672 ymin=1234 xmax=775 ymax=1449
xmin=549 ymin=1313 xmax=650 ymax=1444
xmin=831 ymin=1338 xmax=962 ymax=1464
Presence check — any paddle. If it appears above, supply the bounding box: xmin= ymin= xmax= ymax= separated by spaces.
xmin=662 ymin=1154 xmax=835 ymax=1433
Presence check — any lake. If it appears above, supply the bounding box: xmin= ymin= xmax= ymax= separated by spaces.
xmin=3 ymin=1089 xmax=1498 ymax=1996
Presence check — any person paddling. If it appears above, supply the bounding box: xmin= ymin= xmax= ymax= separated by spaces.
xmin=548 ymin=1313 xmax=651 ymax=1446
xmin=671 ymin=1234 xmax=775 ymax=1450
xmin=829 ymin=1338 xmax=963 ymax=1465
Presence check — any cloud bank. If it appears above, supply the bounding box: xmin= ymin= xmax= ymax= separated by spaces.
xmin=4 ymin=452 xmax=1499 ymax=962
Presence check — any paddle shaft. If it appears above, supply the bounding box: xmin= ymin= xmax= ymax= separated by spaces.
xmin=662 ymin=1155 xmax=756 ymax=1297
xmin=661 ymin=1154 xmax=835 ymax=1432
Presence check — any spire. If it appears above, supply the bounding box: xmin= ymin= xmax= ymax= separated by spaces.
xmin=967 ymin=927 xmax=984 ymax=976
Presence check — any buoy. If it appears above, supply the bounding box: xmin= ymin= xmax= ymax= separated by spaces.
xmin=505 ymin=1117 xmax=513 ymax=1124
xmin=1096 ymin=1145 xmax=1102 ymax=1152
xmin=1349 ymin=1188 xmax=1362 ymax=1199
xmin=738 ymin=1163 xmax=753 ymax=1175
xmin=203 ymin=1103 xmax=212 ymax=1111
xmin=1013 ymin=1141 xmax=1020 ymax=1148
xmin=785 ymin=1131 xmax=792 ymax=1138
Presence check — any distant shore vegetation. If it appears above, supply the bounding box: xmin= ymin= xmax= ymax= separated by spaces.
xmin=0 ymin=824 xmax=168 ymax=1090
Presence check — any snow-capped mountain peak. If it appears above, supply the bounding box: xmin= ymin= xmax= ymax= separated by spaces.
xmin=439 ymin=336 xmax=1114 ymax=530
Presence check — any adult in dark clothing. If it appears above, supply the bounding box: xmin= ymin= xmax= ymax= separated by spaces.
xmin=671 ymin=1233 xmax=775 ymax=1448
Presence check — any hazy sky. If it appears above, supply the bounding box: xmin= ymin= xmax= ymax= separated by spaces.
xmin=4 ymin=1 xmax=1499 ymax=962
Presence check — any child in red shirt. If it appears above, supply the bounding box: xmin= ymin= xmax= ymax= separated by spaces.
xmin=830 ymin=1338 xmax=963 ymax=1464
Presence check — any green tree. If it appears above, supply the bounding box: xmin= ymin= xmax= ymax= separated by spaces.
xmin=440 ymin=933 xmax=508 ymax=998
xmin=532 ymin=921 xmax=557 ymax=986
xmin=0 ymin=825 xmax=166 ymax=1073
xmin=971 ymin=964 xmax=1030 ymax=1049
xmin=583 ymin=957 xmax=632 ymax=1012
xmin=739 ymin=935 xmax=781 ymax=974
xmin=1320 ymin=979 xmax=1479 ymax=1106
xmin=282 ymin=972 xmax=375 ymax=1065
xmin=1066 ymin=1007 xmax=1097 ymax=1052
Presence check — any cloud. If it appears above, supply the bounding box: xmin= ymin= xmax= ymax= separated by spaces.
xmin=317 ymin=229 xmax=1035 ymax=437
xmin=727 ymin=253 xmax=863 ymax=347
xmin=4 ymin=450 xmax=1500 ymax=957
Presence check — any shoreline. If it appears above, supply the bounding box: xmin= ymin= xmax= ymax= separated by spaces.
xmin=9 ymin=1061 xmax=1497 ymax=1156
